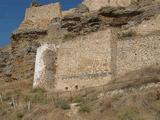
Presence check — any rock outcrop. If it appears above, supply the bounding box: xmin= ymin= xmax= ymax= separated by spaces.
xmin=61 ymin=3 xmax=160 ymax=35
xmin=0 ymin=45 xmax=11 ymax=81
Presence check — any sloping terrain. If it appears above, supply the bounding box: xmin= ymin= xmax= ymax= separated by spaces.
xmin=0 ymin=66 xmax=160 ymax=120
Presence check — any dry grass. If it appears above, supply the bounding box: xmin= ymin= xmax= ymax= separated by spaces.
xmin=0 ymin=66 xmax=160 ymax=120
xmin=117 ymin=30 xmax=137 ymax=39
xmin=105 ymin=66 xmax=160 ymax=92
xmin=63 ymin=33 xmax=75 ymax=42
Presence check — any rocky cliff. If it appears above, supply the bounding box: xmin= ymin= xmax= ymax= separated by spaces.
xmin=0 ymin=45 xmax=11 ymax=81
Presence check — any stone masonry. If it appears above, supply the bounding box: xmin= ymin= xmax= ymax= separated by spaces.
xmin=10 ymin=0 xmax=160 ymax=91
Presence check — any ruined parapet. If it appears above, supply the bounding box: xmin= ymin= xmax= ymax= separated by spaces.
xmin=33 ymin=44 xmax=57 ymax=89
xmin=18 ymin=3 xmax=61 ymax=32
xmin=30 ymin=0 xmax=41 ymax=7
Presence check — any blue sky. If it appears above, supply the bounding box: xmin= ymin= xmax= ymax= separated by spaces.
xmin=0 ymin=0 xmax=83 ymax=47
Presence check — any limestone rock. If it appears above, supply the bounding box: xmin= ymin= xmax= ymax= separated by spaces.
xmin=83 ymin=0 xmax=135 ymax=11
xmin=75 ymin=4 xmax=89 ymax=14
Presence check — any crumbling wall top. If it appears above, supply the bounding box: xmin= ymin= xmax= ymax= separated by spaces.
xmin=25 ymin=3 xmax=61 ymax=21
xmin=18 ymin=2 xmax=61 ymax=32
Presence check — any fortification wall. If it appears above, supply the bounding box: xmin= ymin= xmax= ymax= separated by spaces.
xmin=24 ymin=3 xmax=61 ymax=21
xmin=55 ymin=30 xmax=112 ymax=91
xmin=11 ymin=1 xmax=160 ymax=91
xmin=116 ymin=35 xmax=160 ymax=79
xmin=135 ymin=15 xmax=160 ymax=35
xmin=116 ymin=15 xmax=160 ymax=79
xmin=18 ymin=3 xmax=61 ymax=31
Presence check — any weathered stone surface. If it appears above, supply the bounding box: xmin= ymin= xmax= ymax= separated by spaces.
xmin=55 ymin=30 xmax=112 ymax=91
xmin=5 ymin=1 xmax=160 ymax=92
xmin=11 ymin=31 xmax=43 ymax=81
xmin=75 ymin=4 xmax=89 ymax=14
xmin=84 ymin=0 xmax=160 ymax=11
xmin=33 ymin=44 xmax=57 ymax=89
xmin=83 ymin=0 xmax=134 ymax=11
xmin=0 ymin=46 xmax=11 ymax=80
xmin=18 ymin=3 xmax=61 ymax=32
xmin=61 ymin=3 xmax=160 ymax=35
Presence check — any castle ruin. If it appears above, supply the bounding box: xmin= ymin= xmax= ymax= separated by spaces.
xmin=11 ymin=0 xmax=160 ymax=91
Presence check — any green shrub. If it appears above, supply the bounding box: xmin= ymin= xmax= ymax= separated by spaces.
xmin=124 ymin=31 xmax=136 ymax=37
xmin=63 ymin=33 xmax=75 ymax=42
xmin=117 ymin=107 xmax=143 ymax=120
xmin=118 ymin=30 xmax=136 ymax=39
xmin=79 ymin=104 xmax=90 ymax=113
xmin=73 ymin=96 xmax=85 ymax=103
xmin=99 ymin=98 xmax=112 ymax=113
xmin=55 ymin=99 xmax=70 ymax=110
xmin=24 ymin=94 xmax=47 ymax=105
xmin=14 ymin=89 xmax=21 ymax=95
xmin=31 ymin=87 xmax=46 ymax=93
xmin=17 ymin=112 xmax=24 ymax=119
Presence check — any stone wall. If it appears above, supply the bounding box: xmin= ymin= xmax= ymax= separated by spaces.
xmin=116 ymin=15 xmax=160 ymax=79
xmin=54 ymin=14 xmax=160 ymax=91
xmin=116 ymin=35 xmax=160 ymax=79
xmin=55 ymin=29 xmax=112 ymax=91
xmin=10 ymin=1 xmax=160 ymax=91
xmin=33 ymin=14 xmax=160 ymax=91
xmin=135 ymin=15 xmax=160 ymax=36
xmin=18 ymin=3 xmax=61 ymax=32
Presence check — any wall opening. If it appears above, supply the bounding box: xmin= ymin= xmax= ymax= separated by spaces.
xmin=75 ymin=85 xmax=78 ymax=90
xmin=65 ymin=87 xmax=69 ymax=90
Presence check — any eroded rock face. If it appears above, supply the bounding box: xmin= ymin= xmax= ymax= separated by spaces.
xmin=83 ymin=0 xmax=134 ymax=11
xmin=0 ymin=46 xmax=11 ymax=81
xmin=61 ymin=3 xmax=160 ymax=35
xmin=33 ymin=44 xmax=57 ymax=89
xmin=11 ymin=30 xmax=45 ymax=81
xmin=83 ymin=0 xmax=160 ymax=11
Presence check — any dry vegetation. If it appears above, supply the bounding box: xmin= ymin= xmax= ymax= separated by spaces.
xmin=117 ymin=30 xmax=137 ymax=39
xmin=0 ymin=66 xmax=160 ymax=120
